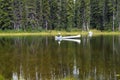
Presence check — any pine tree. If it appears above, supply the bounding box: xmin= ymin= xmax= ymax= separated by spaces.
xmin=12 ymin=0 xmax=23 ymax=30
xmin=61 ymin=0 xmax=67 ymax=29
xmin=84 ymin=0 xmax=90 ymax=31
xmin=21 ymin=0 xmax=27 ymax=30
xmin=26 ymin=0 xmax=38 ymax=29
xmin=49 ymin=0 xmax=61 ymax=30
xmin=0 ymin=0 xmax=119 ymax=31
xmin=80 ymin=0 xmax=90 ymax=31
xmin=90 ymin=0 xmax=101 ymax=29
xmin=104 ymin=0 xmax=114 ymax=30
xmin=0 ymin=0 xmax=13 ymax=30
xmin=66 ymin=0 xmax=74 ymax=31
xmin=57 ymin=0 xmax=62 ymax=30
xmin=42 ymin=0 xmax=50 ymax=30
xmin=100 ymin=0 xmax=105 ymax=31
xmin=36 ymin=0 xmax=43 ymax=30
xmin=117 ymin=0 xmax=120 ymax=31
xmin=111 ymin=0 xmax=116 ymax=31
xmin=74 ymin=0 xmax=81 ymax=28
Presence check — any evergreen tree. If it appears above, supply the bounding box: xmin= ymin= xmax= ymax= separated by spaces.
xmin=49 ymin=0 xmax=61 ymax=30
xmin=21 ymin=0 xmax=27 ymax=30
xmin=80 ymin=0 xmax=90 ymax=31
xmin=36 ymin=0 xmax=43 ymax=30
xmin=74 ymin=0 xmax=81 ymax=28
xmin=26 ymin=0 xmax=38 ymax=29
xmin=100 ymin=0 xmax=105 ymax=31
xmin=0 ymin=0 xmax=13 ymax=30
xmin=57 ymin=0 xmax=62 ymax=30
xmin=111 ymin=0 xmax=116 ymax=31
xmin=0 ymin=0 xmax=119 ymax=31
xmin=104 ymin=0 xmax=113 ymax=30
xmin=84 ymin=0 xmax=90 ymax=31
xmin=90 ymin=0 xmax=102 ymax=30
xmin=61 ymin=0 xmax=67 ymax=29
xmin=42 ymin=0 xmax=50 ymax=30
xmin=12 ymin=0 xmax=22 ymax=30
xmin=66 ymin=0 xmax=74 ymax=30
xmin=117 ymin=0 xmax=120 ymax=31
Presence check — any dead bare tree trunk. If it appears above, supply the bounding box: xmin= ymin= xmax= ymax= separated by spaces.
xmin=102 ymin=1 xmax=105 ymax=31
xmin=86 ymin=22 xmax=89 ymax=31
xmin=112 ymin=0 xmax=115 ymax=32
xmin=45 ymin=21 xmax=48 ymax=31
xmin=112 ymin=11 xmax=115 ymax=31
xmin=119 ymin=22 xmax=120 ymax=31
xmin=82 ymin=21 xmax=86 ymax=31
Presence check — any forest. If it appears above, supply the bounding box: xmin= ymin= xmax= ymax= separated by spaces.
xmin=0 ymin=0 xmax=120 ymax=31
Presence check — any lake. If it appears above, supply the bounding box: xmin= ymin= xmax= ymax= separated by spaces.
xmin=0 ymin=35 xmax=120 ymax=80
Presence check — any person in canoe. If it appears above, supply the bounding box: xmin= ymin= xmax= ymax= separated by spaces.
xmin=57 ymin=33 xmax=61 ymax=37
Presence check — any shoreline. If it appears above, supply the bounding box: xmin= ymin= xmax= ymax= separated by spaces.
xmin=0 ymin=30 xmax=120 ymax=36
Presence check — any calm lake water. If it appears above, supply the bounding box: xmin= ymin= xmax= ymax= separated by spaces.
xmin=0 ymin=35 xmax=120 ymax=80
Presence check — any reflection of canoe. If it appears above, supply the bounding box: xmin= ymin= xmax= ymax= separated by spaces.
xmin=55 ymin=35 xmax=80 ymax=40
xmin=56 ymin=39 xmax=81 ymax=45
xmin=62 ymin=39 xmax=81 ymax=44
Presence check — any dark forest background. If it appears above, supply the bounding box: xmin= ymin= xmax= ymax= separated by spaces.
xmin=0 ymin=0 xmax=120 ymax=31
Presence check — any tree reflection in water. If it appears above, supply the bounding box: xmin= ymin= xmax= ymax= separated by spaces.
xmin=0 ymin=36 xmax=120 ymax=80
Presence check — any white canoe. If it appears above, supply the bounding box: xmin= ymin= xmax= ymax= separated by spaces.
xmin=55 ymin=35 xmax=81 ymax=40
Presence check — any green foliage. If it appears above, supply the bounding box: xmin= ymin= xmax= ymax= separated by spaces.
xmin=61 ymin=0 xmax=67 ymax=29
xmin=50 ymin=0 xmax=60 ymax=30
xmin=0 ymin=0 xmax=13 ymax=29
xmin=0 ymin=75 xmax=5 ymax=80
xmin=74 ymin=0 xmax=81 ymax=28
xmin=0 ymin=0 xmax=120 ymax=31
xmin=66 ymin=0 xmax=74 ymax=30
xmin=42 ymin=0 xmax=50 ymax=30
xmin=90 ymin=0 xmax=103 ymax=29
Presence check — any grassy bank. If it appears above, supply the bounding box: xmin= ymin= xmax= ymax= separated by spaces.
xmin=0 ymin=29 xmax=120 ymax=36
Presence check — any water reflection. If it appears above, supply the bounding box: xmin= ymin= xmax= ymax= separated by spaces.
xmin=12 ymin=72 xmax=18 ymax=80
xmin=55 ymin=35 xmax=81 ymax=45
xmin=0 ymin=36 xmax=120 ymax=80
xmin=56 ymin=39 xmax=81 ymax=45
